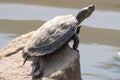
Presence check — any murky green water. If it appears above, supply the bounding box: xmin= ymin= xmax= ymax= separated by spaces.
xmin=0 ymin=1 xmax=120 ymax=80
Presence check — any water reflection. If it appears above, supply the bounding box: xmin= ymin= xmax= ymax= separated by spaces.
xmin=80 ymin=26 xmax=120 ymax=47
xmin=0 ymin=20 xmax=44 ymax=35
xmin=95 ymin=55 xmax=120 ymax=79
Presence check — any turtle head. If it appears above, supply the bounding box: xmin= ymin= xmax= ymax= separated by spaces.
xmin=76 ymin=5 xmax=95 ymax=24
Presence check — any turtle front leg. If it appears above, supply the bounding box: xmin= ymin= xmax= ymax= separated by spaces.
xmin=77 ymin=25 xmax=81 ymax=34
xmin=31 ymin=57 xmax=42 ymax=80
xmin=72 ymin=32 xmax=79 ymax=52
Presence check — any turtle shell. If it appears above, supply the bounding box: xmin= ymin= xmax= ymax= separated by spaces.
xmin=23 ymin=15 xmax=78 ymax=56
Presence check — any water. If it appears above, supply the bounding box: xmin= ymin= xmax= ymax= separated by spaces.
xmin=0 ymin=33 xmax=16 ymax=48
xmin=0 ymin=3 xmax=120 ymax=30
xmin=79 ymin=44 xmax=120 ymax=80
xmin=0 ymin=2 xmax=120 ymax=80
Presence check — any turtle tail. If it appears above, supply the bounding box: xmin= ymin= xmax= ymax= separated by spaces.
xmin=22 ymin=49 xmax=30 ymax=65
xmin=23 ymin=55 xmax=28 ymax=65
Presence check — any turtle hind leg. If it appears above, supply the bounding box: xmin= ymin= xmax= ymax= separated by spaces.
xmin=31 ymin=57 xmax=42 ymax=80
xmin=72 ymin=32 xmax=79 ymax=52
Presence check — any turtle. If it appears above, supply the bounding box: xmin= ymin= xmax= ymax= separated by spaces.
xmin=22 ymin=5 xmax=95 ymax=79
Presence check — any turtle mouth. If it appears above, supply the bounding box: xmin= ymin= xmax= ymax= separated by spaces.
xmin=76 ymin=5 xmax=95 ymax=24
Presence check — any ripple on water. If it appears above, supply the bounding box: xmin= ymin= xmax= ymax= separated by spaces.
xmin=79 ymin=44 xmax=120 ymax=80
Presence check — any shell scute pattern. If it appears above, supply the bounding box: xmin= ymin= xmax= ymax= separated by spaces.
xmin=24 ymin=15 xmax=78 ymax=56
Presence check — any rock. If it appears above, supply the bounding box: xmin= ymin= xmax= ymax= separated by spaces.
xmin=38 ymin=45 xmax=82 ymax=80
xmin=0 ymin=32 xmax=82 ymax=80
